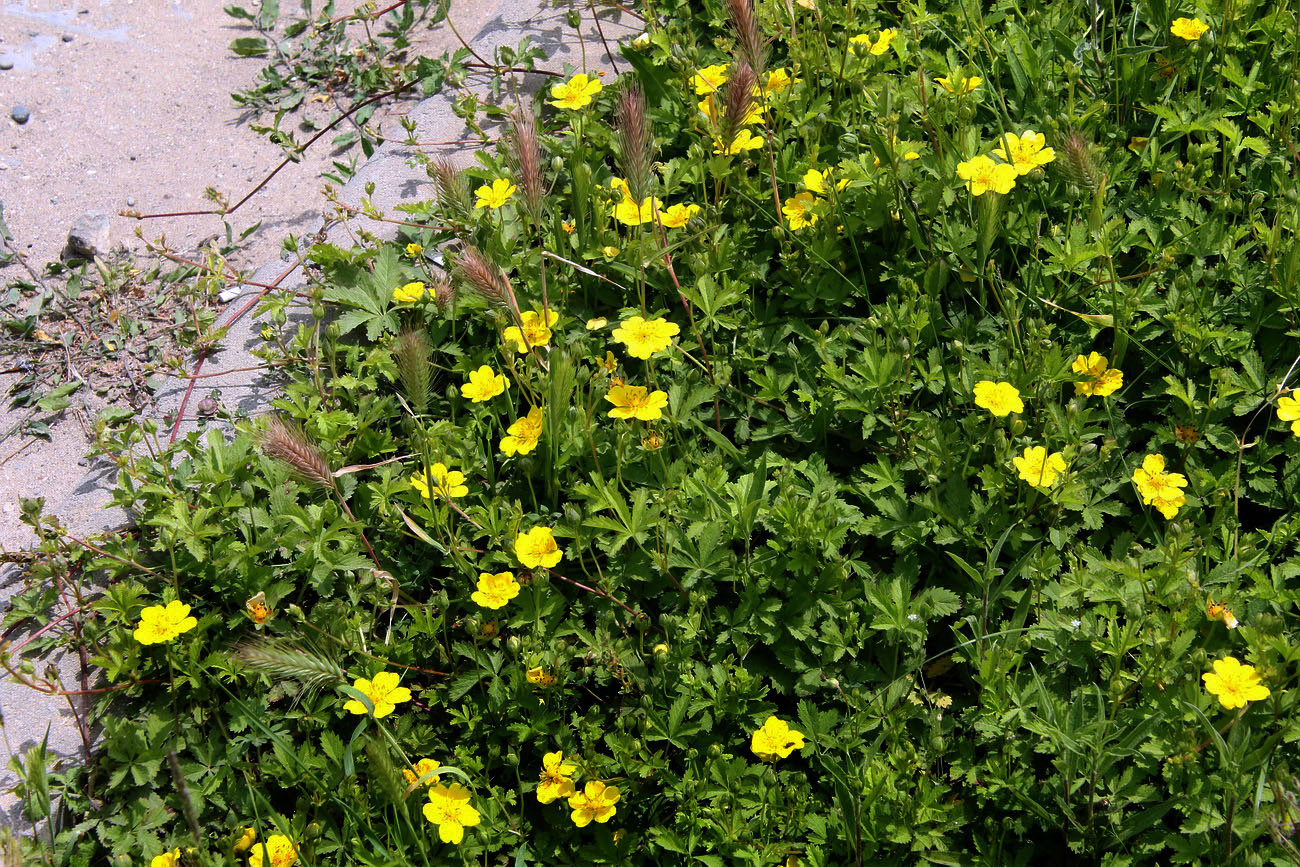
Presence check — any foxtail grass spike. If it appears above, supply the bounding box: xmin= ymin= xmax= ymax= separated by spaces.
xmin=726 ymin=0 xmax=767 ymax=78
xmin=394 ymin=329 xmax=432 ymax=416
xmin=364 ymin=736 xmax=408 ymax=806
xmin=509 ymin=106 xmax=545 ymax=222
xmin=258 ymin=416 xmax=335 ymax=490
xmin=615 ymin=86 xmax=654 ymax=204
xmin=1059 ymin=130 xmax=1104 ymax=195
xmin=432 ymin=278 xmax=456 ymax=309
xmin=720 ymin=62 xmax=758 ymax=151
xmin=432 ymin=158 xmax=471 ymax=223
xmin=455 ymin=245 xmax=519 ymax=312
xmin=235 ymin=638 xmax=348 ymax=693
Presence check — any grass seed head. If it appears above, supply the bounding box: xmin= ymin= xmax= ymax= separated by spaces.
xmin=614 ymin=85 xmax=654 ymax=204
xmin=258 ymin=416 xmax=335 ymax=491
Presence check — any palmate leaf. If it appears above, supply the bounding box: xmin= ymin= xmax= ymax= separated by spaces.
xmin=316 ymin=244 xmax=404 ymax=337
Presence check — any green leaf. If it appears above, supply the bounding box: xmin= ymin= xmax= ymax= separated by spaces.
xmin=37 ymin=381 xmax=81 ymax=412
xmin=229 ymin=37 xmax=269 ymax=57
xmin=619 ymin=44 xmax=672 ymax=106
xmin=255 ymin=0 xmax=280 ymax=30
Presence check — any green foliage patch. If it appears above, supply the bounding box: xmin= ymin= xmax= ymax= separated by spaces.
xmin=9 ymin=0 xmax=1300 ymax=864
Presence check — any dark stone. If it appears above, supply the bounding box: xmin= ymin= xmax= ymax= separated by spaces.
xmin=11 ymin=105 xmax=29 ymax=124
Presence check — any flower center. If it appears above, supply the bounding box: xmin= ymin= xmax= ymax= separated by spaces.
xmin=428 ymin=801 xmax=458 ymax=824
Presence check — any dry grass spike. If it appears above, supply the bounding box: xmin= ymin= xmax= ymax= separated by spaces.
xmin=615 ymin=85 xmax=654 ymax=204
xmin=258 ymin=416 xmax=336 ymax=491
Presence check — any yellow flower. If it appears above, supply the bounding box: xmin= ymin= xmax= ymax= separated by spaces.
xmin=658 ymin=203 xmax=701 ymax=228
xmin=246 ymin=591 xmax=272 ymax=625
xmin=503 ymin=309 xmax=560 ymax=353
xmin=783 ymin=191 xmax=820 ymax=231
xmin=404 ymin=757 xmax=442 ymax=788
xmin=936 ymin=75 xmax=981 ymax=94
xmin=1131 ymin=454 xmax=1188 ymax=520
xmin=422 ymin=783 xmax=482 ymax=844
xmin=405 ymin=242 xmax=424 ymax=258
xmin=549 ymin=72 xmax=603 ymax=109
xmin=537 ymin=750 xmax=578 ymax=804
xmin=750 ymin=716 xmax=806 ymax=761
xmin=1072 ymin=352 xmax=1123 ymax=397
xmin=1170 ymin=17 xmax=1209 ymax=41
xmin=642 ymin=432 xmax=663 ymax=450
xmin=608 ymin=178 xmax=662 ymax=226
xmin=152 ymin=849 xmax=182 ymax=867
xmin=561 ymin=219 xmax=576 ymax=234
xmin=586 ymin=317 xmax=608 ymax=331
xmin=615 ymin=196 xmax=662 ymax=226
xmin=1206 ymin=599 xmax=1239 ymax=630
xmin=903 ymin=150 xmax=920 ymax=160
xmin=690 ymin=64 xmax=728 ymax=95
xmin=972 ymin=380 xmax=1024 ymax=417
xmin=410 ymin=463 xmax=469 ymax=500
xmin=260 ymin=325 xmax=275 ymax=340
xmin=992 ymin=131 xmax=1056 ymax=175
xmin=568 ymin=780 xmax=620 ymax=827
xmin=956 ymin=155 xmax=1018 ymax=195
xmin=606 ymin=385 xmax=669 ymax=421
xmin=474 ymin=177 xmax=516 ymax=210
xmin=233 ymin=828 xmax=257 ymax=852
xmin=1202 ymin=657 xmax=1270 ymax=709
xmin=515 ymin=526 xmax=563 ymax=569
xmin=714 ymin=128 xmax=765 ymax=156
xmin=851 ymin=29 xmax=896 ymax=55
xmin=613 ymin=315 xmax=680 ymax=358
xmin=1277 ymin=394 xmax=1300 ymax=436
xmin=248 ymin=834 xmax=298 ymax=867
xmin=1012 ymin=446 xmax=1067 ymax=488
xmin=461 ymin=365 xmax=509 ymax=402
xmin=342 ymin=671 xmax=412 ymax=719
xmin=471 ymin=571 xmax=520 ymax=610
xmin=501 ymin=406 xmax=544 ymax=456
xmin=392 ymin=281 xmax=425 ymax=303
xmin=760 ymin=67 xmax=798 ymax=94
xmin=526 ymin=665 xmax=557 ymax=687
xmin=133 ymin=600 xmax=198 ymax=646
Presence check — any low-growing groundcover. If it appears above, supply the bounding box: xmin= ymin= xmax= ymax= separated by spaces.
xmin=10 ymin=0 xmax=1300 ymax=863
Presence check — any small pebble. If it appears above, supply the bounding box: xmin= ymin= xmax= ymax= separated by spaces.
xmin=126 ymin=196 xmax=135 ymax=206
xmin=0 ymin=58 xmax=13 ymax=70
xmin=11 ymin=105 xmax=29 ymax=124
xmin=61 ymin=34 xmax=74 ymax=42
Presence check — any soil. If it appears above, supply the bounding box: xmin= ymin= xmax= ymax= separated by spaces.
xmin=0 ymin=0 xmax=441 ymax=551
